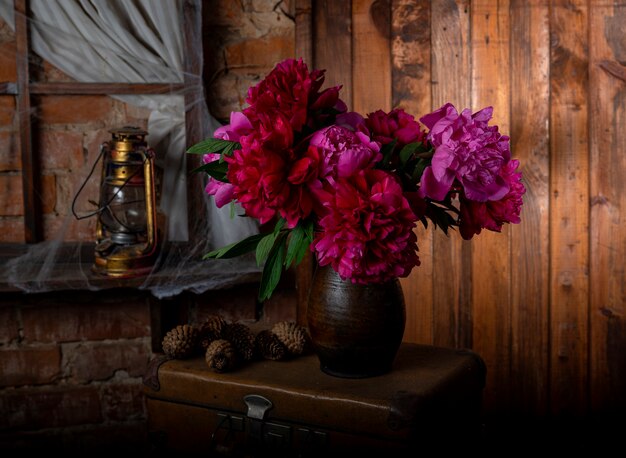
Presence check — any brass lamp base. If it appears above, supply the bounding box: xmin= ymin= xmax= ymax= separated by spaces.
xmin=92 ymin=242 xmax=159 ymax=278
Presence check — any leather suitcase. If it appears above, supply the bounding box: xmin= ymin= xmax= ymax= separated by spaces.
xmin=143 ymin=342 xmax=486 ymax=456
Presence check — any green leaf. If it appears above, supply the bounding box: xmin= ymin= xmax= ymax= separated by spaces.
xmin=399 ymin=143 xmax=420 ymax=165
xmin=202 ymin=233 xmax=265 ymax=260
xmin=411 ymin=158 xmax=429 ymax=184
xmin=255 ymin=218 xmax=288 ymax=267
xmin=258 ymin=233 xmax=288 ymax=301
xmin=222 ymin=141 xmax=239 ymax=157
xmin=186 ymin=138 xmax=240 ymax=155
xmin=285 ymin=220 xmax=314 ymax=268
xmin=191 ymin=159 xmax=229 ymax=181
xmin=273 ymin=218 xmax=286 ymax=235
xmin=379 ymin=139 xmax=398 ymax=169
xmin=256 ymin=232 xmax=278 ymax=267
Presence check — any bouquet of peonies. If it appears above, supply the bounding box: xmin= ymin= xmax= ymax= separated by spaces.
xmin=188 ymin=58 xmax=525 ymax=300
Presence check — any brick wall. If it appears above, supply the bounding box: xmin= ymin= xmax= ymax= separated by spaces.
xmin=0 ymin=290 xmax=153 ymax=452
xmin=0 ymin=1 xmax=296 ymax=452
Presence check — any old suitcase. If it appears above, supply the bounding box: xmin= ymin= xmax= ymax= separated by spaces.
xmin=143 ymin=342 xmax=486 ymax=456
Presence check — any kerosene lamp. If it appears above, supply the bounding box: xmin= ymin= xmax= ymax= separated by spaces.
xmin=92 ymin=126 xmax=159 ymax=278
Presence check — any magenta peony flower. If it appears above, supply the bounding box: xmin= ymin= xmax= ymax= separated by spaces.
xmin=419 ymin=103 xmax=511 ymax=202
xmin=243 ymin=58 xmax=346 ymax=134
xmin=366 ymin=108 xmax=426 ymax=147
xmin=309 ymin=125 xmax=381 ymax=185
xmin=458 ymin=159 xmax=526 ymax=239
xmin=214 ymin=112 xmax=253 ymax=142
xmin=202 ymin=153 xmax=235 ymax=207
xmin=312 ymin=169 xmax=420 ymax=284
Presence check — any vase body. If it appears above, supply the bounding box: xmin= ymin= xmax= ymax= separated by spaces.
xmin=306 ymin=265 xmax=406 ymax=378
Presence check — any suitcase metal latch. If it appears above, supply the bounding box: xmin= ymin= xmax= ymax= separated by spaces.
xmin=243 ymin=394 xmax=291 ymax=449
xmin=244 ymin=394 xmax=273 ymax=420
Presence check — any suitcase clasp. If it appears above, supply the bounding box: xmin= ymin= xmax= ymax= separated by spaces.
xmin=243 ymin=394 xmax=273 ymax=420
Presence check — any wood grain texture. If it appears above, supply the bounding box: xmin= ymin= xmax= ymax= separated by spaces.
xmin=15 ymin=0 xmax=41 ymax=243
xmin=352 ymin=0 xmax=391 ymax=114
xmin=182 ymin=0 xmax=206 ymax=243
xmin=430 ymin=0 xmax=472 ymax=350
xmin=470 ymin=0 xmax=511 ymax=414
xmin=589 ymin=0 xmax=626 ymax=415
xmin=509 ymin=0 xmax=550 ymax=416
xmin=392 ymin=0 xmax=433 ymax=344
xmin=295 ymin=0 xmax=313 ymax=65
xmin=313 ymin=0 xmax=353 ymax=108
xmin=549 ymin=0 xmax=590 ymax=416
xmin=28 ymin=82 xmax=186 ymax=95
xmin=295 ymin=0 xmax=314 ymax=327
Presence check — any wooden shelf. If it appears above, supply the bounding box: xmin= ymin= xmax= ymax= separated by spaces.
xmin=0 ymin=242 xmax=262 ymax=294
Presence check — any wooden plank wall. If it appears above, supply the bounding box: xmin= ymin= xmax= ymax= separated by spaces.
xmin=310 ymin=0 xmax=625 ymax=420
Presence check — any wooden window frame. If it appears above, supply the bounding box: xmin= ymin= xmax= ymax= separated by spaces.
xmin=1 ymin=0 xmax=310 ymax=325
xmin=1 ymin=0 xmax=203 ymax=245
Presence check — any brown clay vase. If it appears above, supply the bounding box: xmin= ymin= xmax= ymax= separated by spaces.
xmin=306 ymin=264 xmax=406 ymax=378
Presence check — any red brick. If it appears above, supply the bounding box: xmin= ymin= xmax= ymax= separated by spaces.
xmin=0 ymin=386 xmax=102 ymax=430
xmin=0 ymin=305 xmax=19 ymax=344
xmin=101 ymin=384 xmax=146 ymax=422
xmin=21 ymin=293 xmax=151 ymax=343
xmin=0 ymin=130 xmax=20 ymax=170
xmin=38 ymin=130 xmax=84 ymax=171
xmin=85 ymin=127 xmax=113 ymax=154
xmin=0 ymin=346 xmax=61 ymax=387
xmin=59 ymin=169 xmax=101 ymax=216
xmin=0 ymin=40 xmax=16 ymax=81
xmin=41 ymin=173 xmax=56 ymax=214
xmin=40 ymin=59 xmax=74 ymax=83
xmin=43 ymin=211 xmax=96 ymax=242
xmin=64 ymin=340 xmax=151 ymax=382
xmin=0 ymin=96 xmax=16 ymax=126
xmin=0 ymin=174 xmax=22 ymax=215
xmin=0 ymin=217 xmax=24 ymax=242
xmin=207 ymin=76 xmax=245 ymax=121
xmin=37 ymin=95 xmax=114 ymax=125
xmin=0 ymin=174 xmax=55 ymax=216
xmin=123 ymin=103 xmax=151 ymax=125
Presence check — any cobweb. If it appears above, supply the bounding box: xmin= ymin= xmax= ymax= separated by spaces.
xmin=0 ymin=0 xmax=262 ymax=298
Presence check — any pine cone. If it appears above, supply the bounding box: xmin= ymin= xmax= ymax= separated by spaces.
xmin=162 ymin=324 xmax=198 ymax=359
xmin=205 ymin=339 xmax=237 ymax=373
xmin=271 ymin=321 xmax=308 ymax=356
xmin=197 ymin=315 xmax=227 ymax=351
xmin=255 ymin=330 xmax=288 ymax=361
xmin=222 ymin=322 xmax=256 ymax=361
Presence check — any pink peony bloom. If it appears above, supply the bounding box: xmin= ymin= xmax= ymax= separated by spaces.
xmin=243 ymin=58 xmax=346 ymax=134
xmin=458 ymin=159 xmax=526 ymax=239
xmin=202 ymin=153 xmax=235 ymax=207
xmin=312 ymin=169 xmax=420 ymax=284
xmin=309 ymin=125 xmax=382 ymax=185
xmin=366 ymin=108 xmax=426 ymax=147
xmin=419 ymin=103 xmax=511 ymax=202
xmin=214 ymin=112 xmax=253 ymax=142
